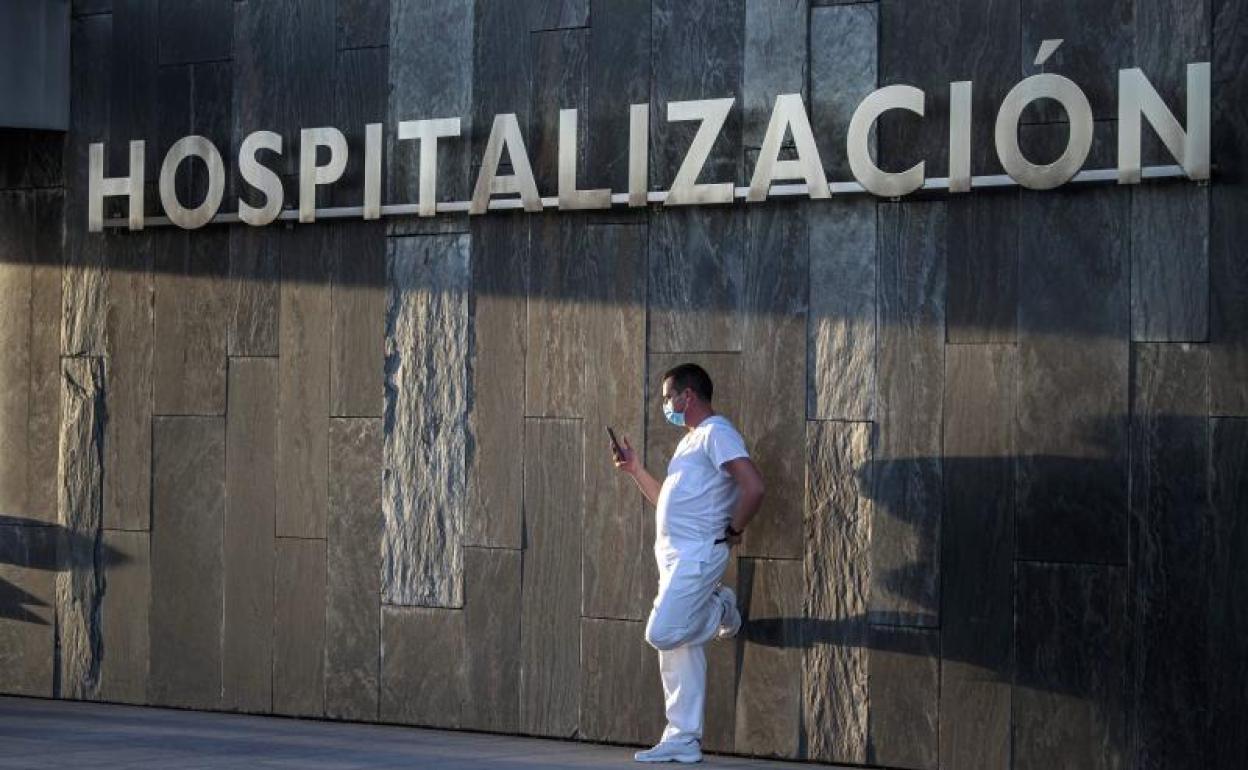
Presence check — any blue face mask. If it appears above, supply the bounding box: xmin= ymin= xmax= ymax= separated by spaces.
xmin=663 ymin=392 xmax=687 ymax=427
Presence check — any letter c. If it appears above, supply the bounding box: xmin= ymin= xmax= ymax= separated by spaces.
xmin=847 ymin=85 xmax=926 ymax=197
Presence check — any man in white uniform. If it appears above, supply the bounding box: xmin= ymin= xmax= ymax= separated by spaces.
xmin=611 ymin=363 xmax=766 ymax=764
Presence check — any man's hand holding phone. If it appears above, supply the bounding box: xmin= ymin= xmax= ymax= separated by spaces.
xmin=607 ymin=426 xmax=639 ymax=476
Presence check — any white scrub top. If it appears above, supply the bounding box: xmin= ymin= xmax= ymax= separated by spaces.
xmin=654 ymin=415 xmax=750 ymax=563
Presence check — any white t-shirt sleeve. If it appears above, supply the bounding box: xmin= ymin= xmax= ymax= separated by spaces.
xmin=705 ymin=423 xmax=749 ymax=469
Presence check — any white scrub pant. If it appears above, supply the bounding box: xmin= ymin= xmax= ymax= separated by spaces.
xmin=644 ymin=542 xmax=732 ymax=746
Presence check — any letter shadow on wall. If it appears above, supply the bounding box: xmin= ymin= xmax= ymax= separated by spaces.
xmin=0 ymin=516 xmax=129 ymax=625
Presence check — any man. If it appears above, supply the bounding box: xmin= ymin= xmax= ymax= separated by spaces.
xmin=610 ymin=363 xmax=766 ymax=764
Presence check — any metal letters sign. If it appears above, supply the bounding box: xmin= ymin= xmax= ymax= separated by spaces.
xmin=88 ymin=43 xmax=1211 ymax=232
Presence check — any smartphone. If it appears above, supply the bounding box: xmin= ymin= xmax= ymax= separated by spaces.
xmin=606 ymin=426 xmax=624 ymax=458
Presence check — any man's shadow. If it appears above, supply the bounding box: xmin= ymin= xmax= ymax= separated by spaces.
xmin=726 ymin=406 xmax=1179 ymax=760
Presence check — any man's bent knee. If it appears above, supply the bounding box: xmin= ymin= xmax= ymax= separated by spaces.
xmin=644 ymin=622 xmax=688 ymax=651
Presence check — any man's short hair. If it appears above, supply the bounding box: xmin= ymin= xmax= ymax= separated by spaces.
xmin=662 ymin=363 xmax=713 ymax=403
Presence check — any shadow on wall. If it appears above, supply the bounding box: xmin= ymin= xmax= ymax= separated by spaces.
xmin=0 ymin=515 xmax=129 ymax=625
xmin=729 ymin=410 xmax=1234 ymax=765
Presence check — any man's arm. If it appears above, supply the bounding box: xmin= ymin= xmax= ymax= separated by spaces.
xmin=629 ymin=466 xmax=663 ymax=507
xmin=611 ymin=433 xmax=663 ymax=506
xmin=723 ymin=457 xmax=765 ymax=544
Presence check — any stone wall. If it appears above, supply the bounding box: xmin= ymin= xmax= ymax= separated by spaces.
xmin=1 ymin=1 xmax=1247 ymax=768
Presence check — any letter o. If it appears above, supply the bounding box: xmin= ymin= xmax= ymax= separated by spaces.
xmin=994 ymin=74 xmax=1093 ymax=190
xmin=159 ymin=135 xmax=226 ymax=229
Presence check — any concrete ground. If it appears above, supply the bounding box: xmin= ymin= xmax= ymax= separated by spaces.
xmin=0 ymin=696 xmax=845 ymax=769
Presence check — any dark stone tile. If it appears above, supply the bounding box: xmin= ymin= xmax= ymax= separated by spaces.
xmin=0 ymin=131 xmax=25 ymax=189
xmin=1129 ymin=344 xmax=1211 ymax=770
xmin=880 ymin=0 xmax=1020 ymax=176
xmin=154 ymin=64 xmax=192 ymax=212
xmin=1014 ymin=562 xmax=1129 ymax=770
xmin=3 ymin=127 xmax=61 ymax=188
xmin=70 ymin=12 xmax=109 ymax=146
xmin=0 ymin=130 xmax=32 ymax=189
xmin=24 ymin=130 xmax=64 ymax=189
xmin=332 ymin=46 xmax=389 ymax=210
xmin=466 ymin=215 xmax=527 ymax=549
xmin=150 ymin=417 xmax=225 ymax=710
xmin=579 ymin=618 xmax=665 ymax=744
xmin=581 ymin=225 xmax=651 ymax=620
xmin=222 ymin=358 xmax=276 ymax=714
xmin=380 ymin=606 xmax=467 ymax=728
xmin=387 ymin=0 xmax=473 ymax=231
xmin=227 ymin=225 xmax=280 ymax=357
xmin=463 ymin=547 xmax=521 ymax=733
xmin=1016 ymin=187 xmax=1129 ymax=564
xmin=0 ymin=524 xmax=57 ymax=696
xmin=808 ymin=199 xmax=876 ymax=420
xmin=337 ymin=0 xmax=389 ymax=49
xmin=153 ymin=228 xmax=230 ymax=416
xmin=326 ymin=418 xmax=382 ymax=722
xmin=1209 ymin=417 xmax=1248 ymax=770
xmin=735 ymin=558 xmax=802 ymax=758
xmin=1131 ymin=185 xmax=1209 ymax=342
xmin=1021 ymin=0 xmax=1133 ymax=123
xmin=872 ymin=201 xmax=945 ymax=627
xmin=382 ymin=234 xmax=470 ymax=606
xmin=193 ymin=61 xmax=236 ymax=204
xmin=98 ymin=530 xmax=150 ymax=705
xmin=154 ymin=61 xmax=233 ymax=216
xmin=803 ymin=421 xmax=872 ymax=765
xmin=0 ymin=194 xmax=32 ymax=521
xmin=232 ymin=0 xmax=290 ymax=182
xmin=867 ymin=625 xmax=940 ymax=770
xmin=1136 ymin=0 xmax=1210 ymax=167
xmin=648 ymin=206 xmax=744 ymax=352
xmin=277 ymin=227 xmax=331 ymax=538
xmin=811 ymin=2 xmax=877 ymax=183
xmin=279 ymin=1 xmax=338 ymax=148
xmin=531 ymin=29 xmax=589 ymax=199
xmin=109 ymin=0 xmax=160 ymax=175
xmin=0 ymin=189 xmax=35 ymax=254
xmin=63 ymin=13 xmax=111 ymax=358
xmin=651 ymin=0 xmax=745 ymax=190
xmin=158 ymin=0 xmax=232 ymax=65
xmin=743 ymin=0 xmax=808 ymax=151
xmin=103 ymin=233 xmax=154 ymax=531
xmin=737 ymin=203 xmax=806 ymax=559
xmin=947 ymin=190 xmax=1019 ymax=343
xmin=57 ymin=357 xmax=106 ymax=699
xmin=1210 ymin=0 xmax=1248 ymax=416
xmin=531 ymin=0 xmax=589 ymax=30
xmin=472 ymin=0 xmax=533 ymax=165
xmin=940 ymin=345 xmax=1015 ymax=770
xmin=525 ymin=217 xmax=589 ymax=417
xmin=232 ymin=0 xmax=336 ymax=181
xmin=586 ymin=0 xmax=650 ymax=195
xmin=330 ymin=222 xmax=385 ymax=417
xmin=519 ymin=419 xmax=583 ymax=737
xmin=27 ymin=191 xmax=62 ymax=525
xmin=273 ymin=537 xmax=327 ymax=717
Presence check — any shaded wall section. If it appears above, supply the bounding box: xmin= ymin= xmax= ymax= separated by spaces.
xmin=1 ymin=0 xmax=1247 ymax=768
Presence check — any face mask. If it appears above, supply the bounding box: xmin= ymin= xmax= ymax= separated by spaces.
xmin=663 ymin=392 xmax=687 ymax=427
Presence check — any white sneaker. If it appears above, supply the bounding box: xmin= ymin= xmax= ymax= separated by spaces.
xmin=715 ymin=586 xmax=741 ymax=640
xmin=634 ymin=739 xmax=703 ymax=763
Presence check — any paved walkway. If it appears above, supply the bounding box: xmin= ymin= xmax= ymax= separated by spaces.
xmin=0 ymin=696 xmax=840 ymax=769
